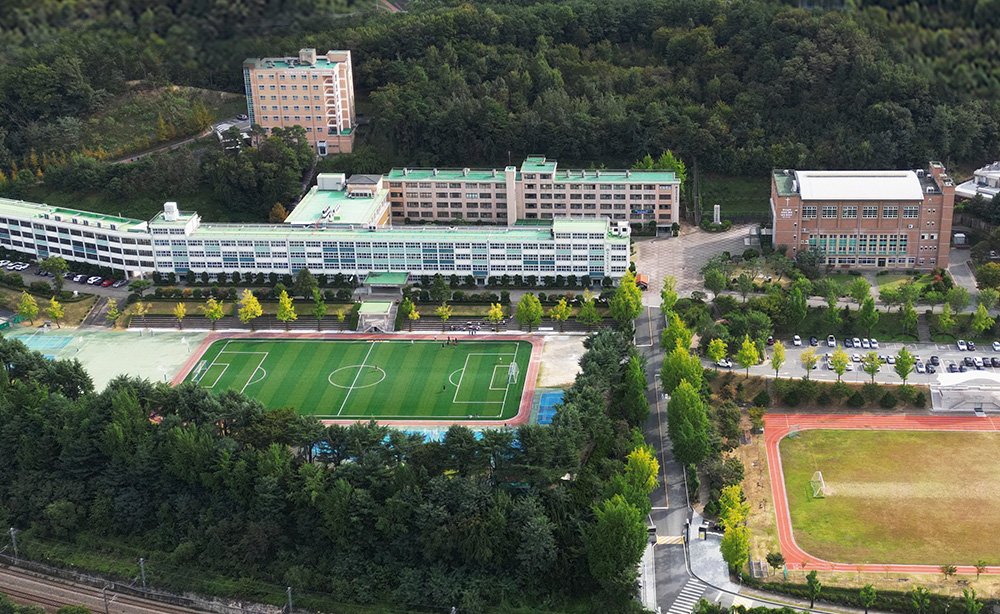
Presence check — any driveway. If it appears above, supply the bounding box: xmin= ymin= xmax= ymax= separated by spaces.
xmin=634 ymin=226 xmax=752 ymax=305
xmin=947 ymin=246 xmax=979 ymax=308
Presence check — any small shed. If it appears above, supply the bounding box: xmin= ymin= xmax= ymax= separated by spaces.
xmin=357 ymin=301 xmax=394 ymax=333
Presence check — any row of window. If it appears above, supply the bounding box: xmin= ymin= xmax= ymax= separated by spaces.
xmin=255 ymin=73 xmax=339 ymax=81
xmin=827 ymin=257 xmax=935 ymax=266
xmin=801 ymin=205 xmax=921 ymax=219
xmin=388 ymin=181 xmax=672 ymax=190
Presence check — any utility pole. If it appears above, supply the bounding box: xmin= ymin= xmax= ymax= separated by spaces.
xmin=286 ymin=587 xmax=293 ymax=614
xmin=8 ymin=528 xmax=17 ymax=561
xmin=101 ymin=586 xmax=110 ymax=614
xmin=138 ymin=557 xmax=146 ymax=589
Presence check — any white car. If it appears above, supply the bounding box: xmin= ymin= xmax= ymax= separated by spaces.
xmin=886 ymin=355 xmax=896 ymax=364
xmin=792 ymin=335 xmax=802 ymax=346
xmin=860 ymin=338 xmax=871 ymax=349
xmin=993 ymin=341 xmax=1000 ymax=352
xmin=853 ymin=337 xmax=862 ymax=347
xmin=870 ymin=338 xmax=879 ymax=349
xmin=716 ymin=359 xmax=733 ymax=368
xmin=958 ymin=339 xmax=968 ymax=351
xmin=916 ymin=363 xmax=926 ymax=373
xmin=852 ymin=353 xmax=861 ymax=362
xmin=827 ymin=335 xmax=836 ymax=347
xmin=974 ymin=357 xmax=984 ymax=368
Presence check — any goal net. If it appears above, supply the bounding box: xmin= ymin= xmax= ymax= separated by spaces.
xmin=508 ymin=361 xmax=520 ymax=384
xmin=810 ymin=471 xmax=827 ymax=499
xmin=190 ymin=360 xmax=208 ymax=384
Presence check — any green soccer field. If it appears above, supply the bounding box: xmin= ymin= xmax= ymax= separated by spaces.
xmin=185 ymin=339 xmax=532 ymax=420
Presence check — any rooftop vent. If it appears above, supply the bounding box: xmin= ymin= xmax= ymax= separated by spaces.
xmin=462 ymin=168 xmax=470 ymax=177
xmin=163 ymin=202 xmax=180 ymax=222
xmin=402 ymin=168 xmax=409 ymax=176
xmin=491 ymin=169 xmax=497 ymax=178
xmin=432 ymin=168 xmax=438 ymax=176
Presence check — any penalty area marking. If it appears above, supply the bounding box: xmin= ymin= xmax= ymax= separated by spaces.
xmin=329 ymin=365 xmax=387 ymax=389
xmin=449 ymin=369 xmax=464 ymax=387
xmin=239 ymin=352 xmax=269 ymax=394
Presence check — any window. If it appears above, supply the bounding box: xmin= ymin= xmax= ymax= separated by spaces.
xmin=903 ymin=206 xmax=919 ymax=218
xmin=883 ymin=206 xmax=898 ymax=218
xmin=801 ymin=206 xmax=817 ymax=219
xmin=863 ymin=206 xmax=878 ymax=219
xmin=842 ymin=206 xmax=857 ymax=219
xmin=822 ymin=206 xmax=837 ymax=219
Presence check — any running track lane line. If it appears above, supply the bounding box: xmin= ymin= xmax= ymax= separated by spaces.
xmin=765 ymin=413 xmax=1000 ymax=575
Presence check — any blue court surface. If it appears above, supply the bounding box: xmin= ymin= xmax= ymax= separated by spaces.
xmin=537 ymin=392 xmax=564 ymax=425
xmin=8 ymin=333 xmax=73 ymax=352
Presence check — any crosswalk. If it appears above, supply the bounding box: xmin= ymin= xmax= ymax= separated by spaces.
xmin=667 ymin=579 xmax=707 ymax=614
xmin=730 ymin=595 xmax=754 ymax=609
xmin=656 ymin=535 xmax=684 ymax=545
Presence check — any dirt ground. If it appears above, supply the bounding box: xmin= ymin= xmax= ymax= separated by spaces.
xmin=537 ymin=335 xmax=585 ymax=387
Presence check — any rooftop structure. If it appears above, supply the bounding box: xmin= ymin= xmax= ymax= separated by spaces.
xmin=283 ymin=173 xmax=390 ymax=227
xmin=792 ymin=170 xmax=925 ymax=202
xmin=0 ymin=198 xmax=148 ymax=232
xmin=955 ymin=161 xmax=1000 ymax=202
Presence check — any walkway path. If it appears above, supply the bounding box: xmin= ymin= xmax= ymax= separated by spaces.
xmin=764 ymin=414 xmax=1000 ymax=575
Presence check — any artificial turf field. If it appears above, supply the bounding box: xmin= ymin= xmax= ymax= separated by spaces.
xmin=186 ymin=338 xmax=531 ymax=420
xmin=780 ymin=429 xmax=1000 ymax=564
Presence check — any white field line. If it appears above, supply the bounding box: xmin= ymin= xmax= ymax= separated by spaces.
xmin=337 ymin=342 xmax=376 ymax=416
xmin=202 ymin=364 xmax=229 ymax=389
xmin=240 ymin=352 xmax=269 ymax=395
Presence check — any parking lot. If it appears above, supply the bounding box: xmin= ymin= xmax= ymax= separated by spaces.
xmin=712 ymin=337 xmax=1000 ymax=384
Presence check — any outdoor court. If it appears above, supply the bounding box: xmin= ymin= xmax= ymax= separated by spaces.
xmin=184 ymin=338 xmax=533 ymax=420
xmin=766 ymin=414 xmax=1000 ymax=575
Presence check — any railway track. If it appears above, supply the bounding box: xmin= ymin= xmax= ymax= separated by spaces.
xmin=1 ymin=584 xmax=67 ymax=610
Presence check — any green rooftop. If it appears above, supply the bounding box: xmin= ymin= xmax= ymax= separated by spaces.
xmin=359 ymin=301 xmax=393 ymax=314
xmin=384 ymin=168 xmax=506 ymax=183
xmin=385 ymin=157 xmax=678 ymax=184
xmin=363 ymin=272 xmax=410 ymax=286
xmin=552 ymin=219 xmax=610 ymax=234
xmin=0 ymin=198 xmax=147 ymax=231
xmin=521 ymin=155 xmax=557 ymax=174
xmin=773 ymin=171 xmax=797 ymax=197
xmin=284 ymin=185 xmax=388 ymax=226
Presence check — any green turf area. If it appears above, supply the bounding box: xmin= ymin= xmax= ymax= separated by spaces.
xmin=780 ymin=429 xmax=1000 ymax=564
xmin=187 ymin=339 xmax=531 ymax=420
xmin=701 ymin=175 xmax=771 ymax=216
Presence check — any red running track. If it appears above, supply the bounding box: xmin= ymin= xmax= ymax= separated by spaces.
xmin=171 ymin=331 xmax=543 ymax=428
xmin=765 ymin=413 xmax=1000 ymax=575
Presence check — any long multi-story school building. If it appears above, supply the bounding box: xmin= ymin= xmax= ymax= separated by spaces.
xmin=770 ymin=161 xmax=956 ymax=269
xmin=0 ymin=170 xmax=632 ymax=282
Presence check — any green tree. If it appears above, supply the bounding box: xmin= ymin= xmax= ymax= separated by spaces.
xmin=16 ymin=291 xmax=38 ymax=324
xmin=662 ymin=311 xmax=693 ymax=352
xmin=189 ymin=99 xmax=213 ymax=131
xmin=858 ymin=297 xmax=879 ymax=336
xmin=666 ymin=380 xmax=711 ymax=465
xmin=133 ymin=302 xmax=150 ymax=326
xmin=203 ymin=298 xmax=224 ymax=331
xmin=902 ymin=300 xmax=918 ymax=336
xmin=849 ymin=277 xmax=872 ymax=305
xmin=46 ymin=297 xmax=64 ymax=327
xmin=707 ymin=338 xmax=728 ymax=369
xmin=895 ymin=346 xmax=916 ymax=384
xmin=435 ymin=302 xmax=453 ymax=331
xmin=582 ymin=495 xmax=647 ymax=601
xmin=40 ymin=257 xmax=68 ymax=294
xmin=407 ymin=308 xmax=421 ymax=331
xmin=430 ymin=274 xmax=451 ymax=302
xmin=971 ymin=303 xmax=995 ymax=335
xmin=910 ymin=586 xmax=930 ymax=614
xmin=786 ymin=287 xmax=807 ymax=329
xmin=879 ymin=286 xmax=901 ymax=312
xmin=718 ymin=485 xmax=749 ymax=530
xmin=831 ymin=345 xmax=849 ymax=382
xmin=610 ymin=271 xmax=643 ymax=327
xmin=129 ymin=279 xmax=152 ymax=297
xmin=661 ymin=275 xmax=679 ymax=312
xmin=938 ymin=303 xmax=956 ymax=335
xmin=276 ymin=289 xmax=297 ymax=331
xmin=548 ymin=297 xmax=571 ymax=332
xmin=238 ymin=289 xmax=262 ymax=331
xmin=577 ymin=294 xmax=602 ymax=329
xmin=312 ymin=289 xmax=327 ymax=331
xmin=483 ymin=302 xmax=503 ymax=328
xmin=619 ymin=353 xmax=650 ymax=427
xmin=173 ymin=302 xmax=186 ymax=329
xmin=806 ymin=570 xmax=823 ymax=608
xmin=826 ymin=293 xmax=842 ymax=329
xmin=861 ymin=351 xmax=883 ymax=384
xmin=941 ymin=564 xmax=957 ymax=579
xmin=660 ymin=343 xmax=702 ymax=396
xmin=860 ymin=584 xmax=877 ymax=614
xmin=947 ymin=286 xmax=971 ymax=312
xmin=704 ymin=268 xmax=726 ymax=299
xmin=736 ymin=334 xmax=759 ymax=379
xmin=978 ymin=287 xmax=999 ymax=311
xmin=720 ymin=525 xmax=751 ymax=574
xmin=800 ymin=347 xmax=819 ymax=378
xmin=770 ymin=340 xmax=786 ymax=378
xmin=736 ymin=273 xmax=754 ymax=301
xmin=105 ymin=298 xmax=120 ymax=327
xmin=974 ymin=560 xmax=988 ymax=580
xmin=292 ymin=269 xmax=318 ymax=298
xmin=515 ymin=293 xmax=543 ymax=332
xmin=963 ymin=588 xmax=983 ymax=614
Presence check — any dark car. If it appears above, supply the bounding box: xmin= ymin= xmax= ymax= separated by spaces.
xmin=844 ymin=338 xmax=853 ymax=348
xmin=930 ymin=356 xmax=940 ymax=366
xmin=948 ymin=363 xmax=958 ymax=373
xmin=965 ymin=356 xmax=975 ymax=366
xmin=767 ymin=336 xmax=775 ymax=346
xmin=927 ymin=365 xmax=936 ymax=374
xmin=809 ymin=336 xmax=819 ymax=346
xmin=977 ymin=364 xmax=986 ymax=370
xmin=960 ymin=364 xmax=969 ymax=372
xmin=969 ymin=341 xmax=977 ymax=351
xmin=992 ymin=357 xmax=1000 ymax=368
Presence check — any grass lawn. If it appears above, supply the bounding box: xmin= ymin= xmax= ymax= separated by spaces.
xmin=821 ymin=273 xmax=863 ymax=291
xmin=775 ymin=306 xmax=917 ymax=341
xmin=700 ymin=175 xmax=771 ymax=216
xmin=780 ymin=429 xmax=1000 ymax=564
xmin=0 ymin=287 xmax=96 ymax=326
xmin=930 ymin=313 xmax=1000 ymax=344
xmin=187 ymin=339 xmax=531 ymax=420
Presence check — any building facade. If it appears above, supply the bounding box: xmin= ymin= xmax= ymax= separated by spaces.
xmin=770 ymin=162 xmax=955 ymax=270
xmin=243 ymin=49 xmax=356 ymax=155
xmin=385 ymin=156 xmax=681 ymax=228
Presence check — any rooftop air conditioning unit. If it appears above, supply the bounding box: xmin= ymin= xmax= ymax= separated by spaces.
xmin=72 ymin=218 xmax=79 ymax=224
xmin=96 ymin=222 xmax=102 ymax=228
xmin=43 ymin=214 xmax=49 ymax=219
xmin=54 ymin=215 xmax=61 ymax=221
xmin=110 ymin=224 xmax=117 ymax=230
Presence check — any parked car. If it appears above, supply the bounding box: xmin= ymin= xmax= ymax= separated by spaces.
xmin=851 ymin=353 xmax=861 ymax=362
xmin=826 ymin=335 xmax=836 ymax=347
xmin=974 ymin=357 xmax=984 ymax=368
xmin=927 ymin=365 xmax=936 ymax=374
xmin=870 ymin=338 xmax=879 ymax=349
xmin=792 ymin=335 xmax=802 ymax=346
xmin=964 ymin=356 xmax=975 ymax=366
xmin=716 ymin=359 xmax=733 ymax=369
xmin=73 ymin=274 xmax=86 ymax=283
xmin=977 ymin=363 xmax=986 ymax=371
xmin=886 ymin=355 xmax=896 ymax=364
xmin=852 ymin=337 xmax=862 ymax=347
xmin=948 ymin=363 xmax=958 ymax=373
xmin=993 ymin=341 xmax=1000 ymax=352
xmin=809 ymin=336 xmax=819 ymax=346
xmin=992 ymin=357 xmax=1000 ymax=368
xmin=969 ymin=341 xmax=977 ymax=351
xmin=236 ymin=113 xmax=249 ymax=121
xmin=860 ymin=338 xmax=871 ymax=349
xmin=916 ymin=362 xmax=926 ymax=374
xmin=843 ymin=338 xmax=853 ymax=348
xmin=113 ymin=279 xmax=129 ymax=288
xmin=957 ymin=339 xmax=968 ymax=351
xmin=101 ymin=279 xmax=114 ymax=287
xmin=959 ymin=364 xmax=969 ymax=372
xmin=930 ymin=356 xmax=940 ymax=366
xmin=87 ymin=276 xmax=102 ymax=285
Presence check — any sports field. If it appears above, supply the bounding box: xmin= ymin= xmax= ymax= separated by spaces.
xmin=780 ymin=429 xmax=1000 ymax=564
xmin=185 ymin=339 xmax=531 ymax=420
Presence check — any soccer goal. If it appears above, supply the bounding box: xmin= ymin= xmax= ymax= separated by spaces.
xmin=189 ymin=360 xmax=208 ymax=384
xmin=508 ymin=360 xmax=520 ymax=384
xmin=810 ymin=471 xmax=827 ymax=499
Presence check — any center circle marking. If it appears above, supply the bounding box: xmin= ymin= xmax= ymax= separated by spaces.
xmin=328 ymin=365 xmax=386 ymax=389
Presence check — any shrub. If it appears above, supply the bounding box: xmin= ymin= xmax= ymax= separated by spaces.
xmin=703 ymin=368 xmax=719 ymax=383
xmin=861 ymin=382 xmax=883 ymax=402
xmin=880 ymin=391 xmax=898 ymax=409
xmin=782 ymin=386 xmax=801 ymax=407
xmin=752 ymin=389 xmax=771 ymax=407
xmin=914 ymin=391 xmax=927 ymax=408
xmin=829 ymin=381 xmax=851 ymax=400
xmin=748 ymin=406 xmax=766 ymax=431
xmin=771 ymin=378 xmax=789 ymax=401
xmin=686 ymin=464 xmax=700 ymax=503
xmin=896 ymin=384 xmax=917 ymax=404
xmin=816 ymin=390 xmax=831 ymax=406
xmin=795 ymin=378 xmax=818 ymax=403
xmin=847 ymin=391 xmax=866 ymax=407
xmin=713 ymin=294 xmax=739 ymax=315
xmin=29 ymin=281 xmax=51 ymax=295
xmin=719 ymin=384 xmax=736 ymax=400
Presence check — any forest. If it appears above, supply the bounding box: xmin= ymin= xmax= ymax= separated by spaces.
xmin=1 ymin=0 xmax=1000 ymax=190
xmin=0 ymin=322 xmax=656 ymax=613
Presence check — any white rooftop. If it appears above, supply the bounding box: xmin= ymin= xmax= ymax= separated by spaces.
xmin=975 ymin=161 xmax=1000 ymax=180
xmin=793 ymin=170 xmax=924 ymax=201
